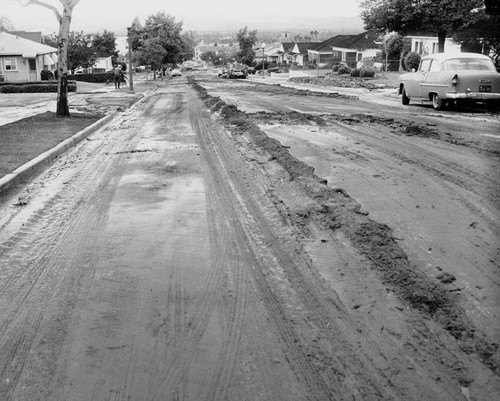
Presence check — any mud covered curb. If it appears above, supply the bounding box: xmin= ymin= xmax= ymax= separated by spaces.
xmin=188 ymin=76 xmax=499 ymax=374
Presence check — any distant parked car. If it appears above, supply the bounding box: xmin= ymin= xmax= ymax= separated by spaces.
xmin=171 ymin=69 xmax=182 ymax=77
xmin=398 ymin=52 xmax=500 ymax=110
xmin=218 ymin=68 xmax=229 ymax=78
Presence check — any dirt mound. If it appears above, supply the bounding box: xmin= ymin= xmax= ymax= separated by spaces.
xmin=289 ymin=75 xmax=396 ymax=90
xmin=189 ymin=76 xmax=499 ymax=373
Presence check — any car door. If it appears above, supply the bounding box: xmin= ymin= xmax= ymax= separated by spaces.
xmin=420 ymin=58 xmax=445 ymax=100
xmin=415 ymin=58 xmax=432 ymax=99
xmin=403 ymin=58 xmax=431 ymax=99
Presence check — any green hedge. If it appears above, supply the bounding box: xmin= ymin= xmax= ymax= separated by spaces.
xmin=68 ymin=72 xmax=124 ymax=83
xmin=0 ymin=81 xmax=77 ymax=93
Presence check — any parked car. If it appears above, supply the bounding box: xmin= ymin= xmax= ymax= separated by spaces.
xmin=171 ymin=69 xmax=182 ymax=77
xmin=398 ymin=52 xmax=500 ymax=110
xmin=218 ymin=67 xmax=229 ymax=78
xmin=227 ymin=62 xmax=248 ymax=79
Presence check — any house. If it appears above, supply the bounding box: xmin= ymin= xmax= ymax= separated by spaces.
xmin=76 ymin=56 xmax=113 ymax=73
xmin=406 ymin=35 xmax=461 ymax=55
xmin=0 ymin=31 xmax=58 ymax=82
xmin=307 ymin=30 xmax=382 ymax=68
xmin=254 ymin=43 xmax=281 ymax=64
xmin=291 ymin=42 xmax=319 ymax=66
xmin=277 ymin=42 xmax=295 ymax=65
xmin=330 ymin=30 xmax=382 ymax=68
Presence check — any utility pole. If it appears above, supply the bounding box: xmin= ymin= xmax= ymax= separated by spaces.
xmin=127 ymin=27 xmax=134 ymax=93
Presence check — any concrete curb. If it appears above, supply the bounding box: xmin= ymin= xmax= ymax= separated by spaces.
xmin=0 ymin=113 xmax=113 ymax=197
xmin=0 ymin=87 xmax=153 ymax=198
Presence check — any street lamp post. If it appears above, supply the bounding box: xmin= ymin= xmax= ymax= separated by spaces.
xmin=127 ymin=27 xmax=134 ymax=92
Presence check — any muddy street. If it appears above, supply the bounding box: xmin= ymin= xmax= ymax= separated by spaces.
xmin=0 ymin=75 xmax=499 ymax=400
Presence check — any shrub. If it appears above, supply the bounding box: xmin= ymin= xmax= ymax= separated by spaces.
xmin=41 ymin=70 xmax=55 ymax=81
xmin=350 ymin=68 xmax=360 ymax=77
xmin=404 ymin=52 xmax=421 ymax=71
xmin=337 ymin=64 xmax=351 ymax=75
xmin=68 ymin=72 xmax=124 ymax=83
xmin=0 ymin=81 xmax=77 ymax=93
xmin=360 ymin=67 xmax=375 ymax=78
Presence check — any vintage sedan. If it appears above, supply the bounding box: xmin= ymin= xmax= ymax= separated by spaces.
xmin=398 ymin=52 xmax=500 ymax=110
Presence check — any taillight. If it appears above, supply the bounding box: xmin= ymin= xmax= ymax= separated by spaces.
xmin=451 ymin=74 xmax=458 ymax=86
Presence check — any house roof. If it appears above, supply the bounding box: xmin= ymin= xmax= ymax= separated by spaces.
xmin=0 ymin=31 xmax=57 ymax=58
xmin=310 ymin=30 xmax=382 ymax=53
xmin=8 ymin=31 xmax=42 ymax=43
xmin=294 ymin=42 xmax=319 ymax=55
xmin=281 ymin=42 xmax=295 ymax=53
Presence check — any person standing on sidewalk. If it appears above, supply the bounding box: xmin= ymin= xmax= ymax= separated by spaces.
xmin=113 ymin=64 xmax=123 ymax=89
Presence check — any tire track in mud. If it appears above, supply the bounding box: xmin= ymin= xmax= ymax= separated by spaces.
xmin=0 ymin=101 xmax=156 ymax=400
xmin=187 ymin=84 xmax=410 ymax=400
xmin=189 ymin=77 xmax=500 ymax=378
xmin=190 ymin=98 xmax=339 ymax=400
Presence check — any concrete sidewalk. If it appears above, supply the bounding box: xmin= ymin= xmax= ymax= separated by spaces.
xmin=0 ymin=79 xmax=158 ymax=197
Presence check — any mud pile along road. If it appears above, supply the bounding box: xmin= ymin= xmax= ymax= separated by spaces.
xmin=0 ymin=75 xmax=498 ymax=400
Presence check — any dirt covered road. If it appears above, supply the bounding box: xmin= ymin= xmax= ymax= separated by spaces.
xmin=0 ymin=75 xmax=499 ymax=400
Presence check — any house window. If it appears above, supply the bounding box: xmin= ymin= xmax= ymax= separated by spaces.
xmin=4 ymin=59 xmax=17 ymax=71
xmin=357 ymin=53 xmax=363 ymax=61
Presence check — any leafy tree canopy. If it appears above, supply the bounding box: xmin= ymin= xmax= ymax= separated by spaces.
xmin=130 ymin=12 xmax=193 ymax=67
xmin=135 ymin=37 xmax=167 ymax=70
xmin=360 ymin=0 xmax=484 ymax=52
xmin=44 ymin=31 xmax=96 ymax=73
xmin=92 ymin=30 xmax=118 ymax=59
xmin=454 ymin=14 xmax=500 ymax=59
xmin=236 ymin=26 xmax=257 ymax=65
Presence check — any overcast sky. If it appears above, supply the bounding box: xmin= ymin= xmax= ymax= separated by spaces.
xmin=3 ymin=0 xmax=363 ymax=34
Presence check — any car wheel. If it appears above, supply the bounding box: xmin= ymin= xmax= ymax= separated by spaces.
xmin=432 ymin=93 xmax=444 ymax=110
xmin=402 ymin=87 xmax=410 ymax=105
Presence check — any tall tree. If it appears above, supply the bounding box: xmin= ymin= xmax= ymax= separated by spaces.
xmin=45 ymin=31 xmax=96 ymax=73
xmin=17 ymin=0 xmax=81 ymax=116
xmin=236 ymin=26 xmax=257 ymax=65
xmin=135 ymin=37 xmax=167 ymax=73
xmin=92 ymin=30 xmax=118 ymax=59
xmin=130 ymin=13 xmax=193 ymax=67
xmin=360 ymin=0 xmax=484 ymax=52
xmin=454 ymin=13 xmax=500 ymax=59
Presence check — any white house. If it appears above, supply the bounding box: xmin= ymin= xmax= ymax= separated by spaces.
xmin=406 ymin=35 xmax=461 ymax=55
xmin=0 ymin=31 xmax=58 ymax=82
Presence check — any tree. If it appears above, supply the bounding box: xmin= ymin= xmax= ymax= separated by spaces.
xmin=360 ymin=0 xmax=484 ymax=52
xmin=0 ymin=16 xmax=14 ymax=31
xmin=454 ymin=14 xmax=500 ymax=59
xmin=200 ymin=51 xmax=217 ymax=63
xmin=129 ymin=13 xmax=193 ymax=67
xmin=236 ymin=26 xmax=257 ymax=65
xmin=92 ymin=30 xmax=118 ymax=60
xmin=44 ymin=31 xmax=96 ymax=73
xmin=381 ymin=32 xmax=404 ymax=71
xmin=17 ymin=0 xmax=81 ymax=117
xmin=135 ymin=37 xmax=167 ymax=75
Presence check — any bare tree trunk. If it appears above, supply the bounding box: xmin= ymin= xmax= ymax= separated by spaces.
xmin=437 ymin=29 xmax=446 ymax=53
xmin=56 ymin=10 xmax=72 ymax=117
xmin=17 ymin=0 xmax=80 ymax=117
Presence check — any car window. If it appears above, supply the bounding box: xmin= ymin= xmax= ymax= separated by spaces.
xmin=429 ymin=60 xmax=441 ymax=72
xmin=441 ymin=58 xmax=496 ymax=71
xmin=419 ymin=59 xmax=431 ymax=72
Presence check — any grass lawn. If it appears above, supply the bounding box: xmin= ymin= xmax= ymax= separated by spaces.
xmin=0 ymin=111 xmax=103 ymax=176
